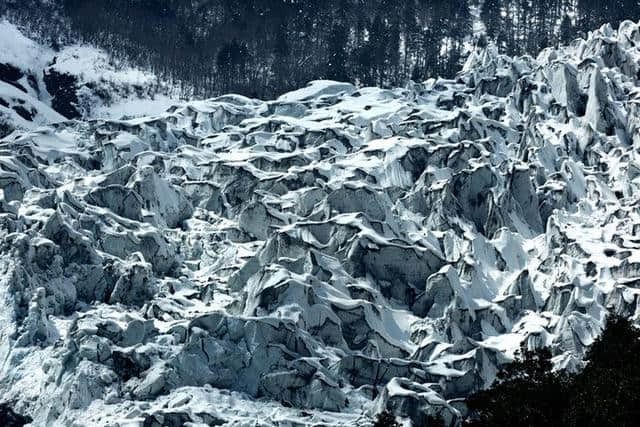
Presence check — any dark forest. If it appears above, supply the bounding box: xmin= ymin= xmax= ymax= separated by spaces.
xmin=3 ymin=0 xmax=640 ymax=98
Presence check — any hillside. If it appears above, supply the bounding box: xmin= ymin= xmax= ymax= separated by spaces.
xmin=5 ymin=0 xmax=640 ymax=100
xmin=0 ymin=20 xmax=177 ymax=138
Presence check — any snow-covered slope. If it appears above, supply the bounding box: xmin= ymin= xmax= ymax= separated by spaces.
xmin=0 ymin=20 xmax=65 ymax=136
xmin=0 ymin=20 xmax=176 ymax=137
xmin=2 ymin=19 xmax=640 ymax=426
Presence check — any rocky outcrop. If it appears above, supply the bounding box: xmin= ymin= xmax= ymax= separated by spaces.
xmin=42 ymin=66 xmax=80 ymax=119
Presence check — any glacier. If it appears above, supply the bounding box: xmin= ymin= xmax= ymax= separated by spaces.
xmin=1 ymin=19 xmax=640 ymax=426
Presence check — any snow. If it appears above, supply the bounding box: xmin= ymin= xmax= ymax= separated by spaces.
xmin=0 ymin=82 xmax=64 ymax=122
xmin=0 ymin=20 xmax=180 ymax=127
xmin=277 ymin=80 xmax=356 ymax=103
xmin=0 ymin=81 xmax=66 ymax=136
xmin=94 ymin=97 xmax=177 ymax=120
xmin=0 ymin=20 xmax=52 ymax=71
xmin=51 ymin=45 xmax=157 ymax=88
xmin=2 ymin=15 xmax=640 ymax=427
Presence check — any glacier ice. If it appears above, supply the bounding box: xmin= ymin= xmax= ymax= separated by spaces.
xmin=1 ymin=19 xmax=640 ymax=427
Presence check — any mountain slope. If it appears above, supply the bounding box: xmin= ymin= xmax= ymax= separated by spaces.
xmin=0 ymin=20 xmax=177 ymax=137
xmin=1 ymin=19 xmax=640 ymax=426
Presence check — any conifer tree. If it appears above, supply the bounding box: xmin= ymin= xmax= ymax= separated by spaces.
xmin=560 ymin=15 xmax=574 ymax=45
xmin=326 ymin=22 xmax=350 ymax=82
xmin=466 ymin=315 xmax=640 ymax=427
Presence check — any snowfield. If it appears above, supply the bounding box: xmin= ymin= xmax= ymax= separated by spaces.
xmin=1 ymin=18 xmax=640 ymax=427
xmin=0 ymin=20 xmax=178 ymax=138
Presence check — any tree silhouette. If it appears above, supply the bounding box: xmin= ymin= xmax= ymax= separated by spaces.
xmin=564 ymin=316 xmax=640 ymax=427
xmin=560 ymin=15 xmax=574 ymax=45
xmin=465 ymin=346 xmax=569 ymax=427
xmin=466 ymin=315 xmax=640 ymax=427
xmin=326 ymin=23 xmax=349 ymax=82
xmin=5 ymin=0 xmax=640 ymax=99
xmin=373 ymin=411 xmax=400 ymax=427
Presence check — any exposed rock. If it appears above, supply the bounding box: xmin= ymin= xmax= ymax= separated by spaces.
xmin=43 ymin=67 xmax=80 ymax=119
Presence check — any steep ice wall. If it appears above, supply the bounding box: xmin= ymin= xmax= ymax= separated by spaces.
xmin=1 ymin=19 xmax=640 ymax=427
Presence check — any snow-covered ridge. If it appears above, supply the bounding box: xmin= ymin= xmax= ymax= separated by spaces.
xmin=0 ymin=20 xmax=177 ymax=137
xmin=1 ymin=19 xmax=640 ymax=426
